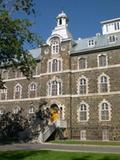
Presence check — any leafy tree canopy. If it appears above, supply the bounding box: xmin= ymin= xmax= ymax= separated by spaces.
xmin=0 ymin=0 xmax=42 ymax=88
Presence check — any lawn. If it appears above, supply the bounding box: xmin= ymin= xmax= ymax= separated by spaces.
xmin=0 ymin=150 xmax=120 ymax=160
xmin=51 ymin=140 xmax=120 ymax=146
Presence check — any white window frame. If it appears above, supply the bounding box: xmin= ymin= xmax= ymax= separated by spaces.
xmin=98 ymin=99 xmax=111 ymax=121
xmin=47 ymin=77 xmax=62 ymax=96
xmin=77 ymin=101 xmax=89 ymax=122
xmin=98 ymin=73 xmax=110 ymax=93
xmin=97 ymin=54 xmax=108 ymax=67
xmin=28 ymin=82 xmax=37 ymax=98
xmin=0 ymin=108 xmax=4 ymax=115
xmin=77 ymin=76 xmax=88 ymax=95
xmin=14 ymin=83 xmax=22 ymax=99
xmin=2 ymin=70 xmax=8 ymax=79
xmin=13 ymin=106 xmax=20 ymax=114
xmin=78 ymin=57 xmax=87 ymax=70
xmin=51 ymin=38 xmax=60 ymax=54
xmin=102 ymin=129 xmax=109 ymax=141
xmin=88 ymin=39 xmax=95 ymax=47
xmin=80 ymin=130 xmax=86 ymax=140
xmin=108 ymin=35 xmax=117 ymax=43
xmin=0 ymin=87 xmax=7 ymax=100
xmin=48 ymin=58 xmax=62 ymax=73
xmin=29 ymin=106 xmax=35 ymax=114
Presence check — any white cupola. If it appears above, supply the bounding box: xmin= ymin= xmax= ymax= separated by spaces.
xmin=56 ymin=11 xmax=68 ymax=27
xmin=46 ymin=11 xmax=72 ymax=44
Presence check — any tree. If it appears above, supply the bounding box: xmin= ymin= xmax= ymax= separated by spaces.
xmin=0 ymin=0 xmax=42 ymax=88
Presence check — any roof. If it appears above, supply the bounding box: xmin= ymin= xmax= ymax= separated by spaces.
xmin=29 ymin=48 xmax=41 ymax=60
xmin=71 ymin=32 xmax=120 ymax=54
xmin=101 ymin=17 xmax=120 ymax=24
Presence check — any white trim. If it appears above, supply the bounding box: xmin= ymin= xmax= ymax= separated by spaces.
xmin=13 ymin=83 xmax=22 ymax=99
xmin=77 ymin=75 xmax=89 ymax=95
xmin=78 ymin=57 xmax=87 ymax=70
xmin=98 ymin=99 xmax=112 ymax=121
xmin=98 ymin=73 xmax=110 ymax=93
xmin=47 ymin=58 xmax=63 ymax=73
xmin=1 ymin=91 xmax=120 ymax=102
xmin=13 ymin=106 xmax=20 ymax=114
xmin=3 ymin=63 xmax=120 ymax=82
xmin=97 ymin=53 xmax=108 ymax=68
xmin=28 ymin=82 xmax=37 ymax=98
xmin=77 ymin=100 xmax=89 ymax=122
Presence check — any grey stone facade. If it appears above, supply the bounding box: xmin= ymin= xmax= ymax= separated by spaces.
xmin=0 ymin=12 xmax=120 ymax=141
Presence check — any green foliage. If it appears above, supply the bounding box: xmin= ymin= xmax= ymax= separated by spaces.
xmin=0 ymin=0 xmax=42 ymax=88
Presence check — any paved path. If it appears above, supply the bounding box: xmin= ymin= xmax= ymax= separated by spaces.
xmin=0 ymin=143 xmax=120 ymax=154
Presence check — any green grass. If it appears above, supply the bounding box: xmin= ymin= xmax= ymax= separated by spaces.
xmin=51 ymin=140 xmax=120 ymax=146
xmin=0 ymin=150 xmax=120 ymax=160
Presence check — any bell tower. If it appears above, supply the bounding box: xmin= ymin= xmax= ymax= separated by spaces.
xmin=56 ymin=11 xmax=68 ymax=27
xmin=46 ymin=11 xmax=72 ymax=44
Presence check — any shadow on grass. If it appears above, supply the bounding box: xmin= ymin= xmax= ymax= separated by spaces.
xmin=72 ymin=155 xmax=119 ymax=160
xmin=0 ymin=150 xmax=49 ymax=160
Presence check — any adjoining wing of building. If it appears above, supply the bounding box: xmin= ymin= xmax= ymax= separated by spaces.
xmin=1 ymin=11 xmax=120 ymax=141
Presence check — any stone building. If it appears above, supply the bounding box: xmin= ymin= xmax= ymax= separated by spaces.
xmin=0 ymin=11 xmax=120 ymax=141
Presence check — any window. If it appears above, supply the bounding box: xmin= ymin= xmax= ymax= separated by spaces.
xmin=98 ymin=74 xmax=109 ymax=93
xmin=14 ymin=84 xmax=22 ymax=99
xmin=78 ymin=102 xmax=89 ymax=122
xmin=88 ymin=39 xmax=95 ymax=47
xmin=79 ymin=58 xmax=87 ymax=69
xmin=48 ymin=59 xmax=62 ymax=72
xmin=78 ymin=77 xmax=88 ymax=95
xmin=15 ymin=70 xmax=23 ymax=78
xmin=13 ymin=106 xmax=20 ymax=114
xmin=47 ymin=78 xmax=62 ymax=96
xmin=29 ymin=106 xmax=35 ymax=114
xmin=80 ymin=130 xmax=86 ymax=140
xmin=99 ymin=100 xmax=111 ymax=121
xmin=2 ymin=70 xmax=8 ymax=79
xmin=51 ymin=38 xmax=60 ymax=54
xmin=0 ymin=87 xmax=7 ymax=100
xmin=0 ymin=108 xmax=4 ymax=115
xmin=102 ymin=129 xmax=109 ymax=141
xmin=98 ymin=55 xmax=107 ymax=67
xmin=28 ymin=82 xmax=37 ymax=98
xmin=114 ymin=22 xmax=120 ymax=30
xmin=108 ymin=35 xmax=117 ymax=43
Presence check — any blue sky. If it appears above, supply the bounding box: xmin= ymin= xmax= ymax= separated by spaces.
xmin=23 ymin=0 xmax=120 ymax=41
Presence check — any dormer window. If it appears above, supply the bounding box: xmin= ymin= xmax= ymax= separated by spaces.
xmin=114 ymin=22 xmax=120 ymax=30
xmin=51 ymin=38 xmax=60 ymax=54
xmin=108 ymin=35 xmax=117 ymax=43
xmin=88 ymin=39 xmax=95 ymax=47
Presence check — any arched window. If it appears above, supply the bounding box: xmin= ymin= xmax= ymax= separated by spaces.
xmin=0 ymin=108 xmax=5 ymax=115
xmin=28 ymin=82 xmax=37 ymax=98
xmin=78 ymin=77 xmax=88 ymax=95
xmin=2 ymin=70 xmax=8 ymax=79
xmin=78 ymin=102 xmax=89 ymax=122
xmin=13 ymin=106 xmax=20 ymax=114
xmin=51 ymin=38 xmax=60 ymax=54
xmin=14 ymin=84 xmax=22 ymax=99
xmin=79 ymin=58 xmax=87 ymax=69
xmin=47 ymin=78 xmax=62 ymax=96
xmin=48 ymin=59 xmax=62 ymax=72
xmin=99 ymin=74 xmax=109 ymax=93
xmin=29 ymin=106 xmax=35 ymax=114
xmin=98 ymin=54 xmax=107 ymax=67
xmin=99 ymin=100 xmax=111 ymax=121
xmin=0 ymin=87 xmax=7 ymax=100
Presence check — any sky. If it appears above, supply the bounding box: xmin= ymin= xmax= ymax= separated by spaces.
xmin=21 ymin=0 xmax=120 ymax=41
